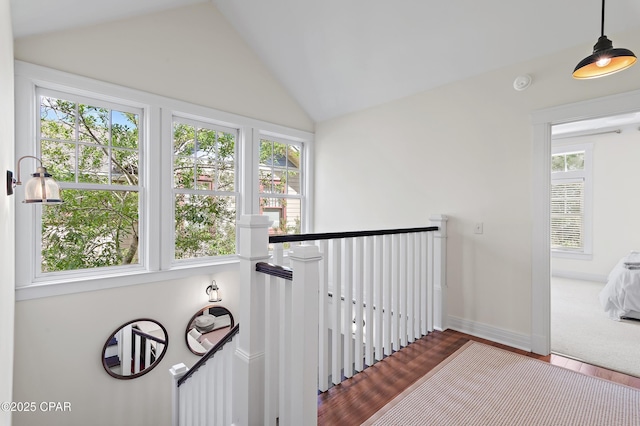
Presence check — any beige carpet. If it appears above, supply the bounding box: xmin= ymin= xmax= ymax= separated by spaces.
xmin=362 ymin=342 xmax=640 ymax=426
xmin=551 ymin=277 xmax=640 ymax=378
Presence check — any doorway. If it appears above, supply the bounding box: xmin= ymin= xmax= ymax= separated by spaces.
xmin=531 ymin=88 xmax=640 ymax=356
xmin=549 ymin=113 xmax=640 ymax=377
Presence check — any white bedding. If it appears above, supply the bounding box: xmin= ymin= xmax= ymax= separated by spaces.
xmin=599 ymin=252 xmax=640 ymax=320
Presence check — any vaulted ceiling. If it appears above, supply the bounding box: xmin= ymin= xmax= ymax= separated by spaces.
xmin=10 ymin=0 xmax=640 ymax=122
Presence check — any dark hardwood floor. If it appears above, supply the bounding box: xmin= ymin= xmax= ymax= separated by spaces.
xmin=317 ymin=329 xmax=640 ymax=426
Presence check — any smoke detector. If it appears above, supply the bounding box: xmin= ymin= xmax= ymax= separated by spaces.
xmin=513 ymin=74 xmax=532 ymax=91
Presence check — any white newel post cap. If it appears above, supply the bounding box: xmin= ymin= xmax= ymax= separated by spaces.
xmin=169 ymin=363 xmax=189 ymax=377
xmin=429 ymin=214 xmax=448 ymax=236
xmin=289 ymin=244 xmax=322 ymax=261
xmin=238 ymin=215 xmax=271 ymax=259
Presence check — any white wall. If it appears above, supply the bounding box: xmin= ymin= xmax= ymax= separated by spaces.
xmin=11 ymin=4 xmax=312 ymax=426
xmin=12 ymin=268 xmax=239 ymax=426
xmin=14 ymin=3 xmax=314 ymax=133
xmin=553 ymin=127 xmax=640 ymax=279
xmin=0 ymin=0 xmax=15 ymax=425
xmin=314 ymin=27 xmax=640 ymax=343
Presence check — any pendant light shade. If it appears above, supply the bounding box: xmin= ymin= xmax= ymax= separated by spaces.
xmin=573 ymin=0 xmax=636 ymax=79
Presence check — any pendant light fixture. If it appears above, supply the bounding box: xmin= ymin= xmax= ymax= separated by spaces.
xmin=573 ymin=0 xmax=636 ymax=79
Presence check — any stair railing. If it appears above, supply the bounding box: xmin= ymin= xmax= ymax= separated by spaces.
xmin=247 ymin=214 xmax=448 ymax=426
xmin=170 ymin=214 xmax=447 ymax=426
xmin=169 ymin=325 xmax=240 ymax=426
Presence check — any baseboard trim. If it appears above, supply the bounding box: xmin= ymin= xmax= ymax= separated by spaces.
xmin=447 ymin=316 xmax=531 ymax=352
xmin=552 ymin=270 xmax=607 ymax=283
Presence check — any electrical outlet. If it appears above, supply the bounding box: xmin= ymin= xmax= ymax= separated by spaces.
xmin=474 ymin=223 xmax=483 ymax=234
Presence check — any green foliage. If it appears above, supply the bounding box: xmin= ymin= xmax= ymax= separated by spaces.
xmin=40 ymin=96 xmax=140 ymax=272
xmin=41 ymin=190 xmax=139 ymax=271
xmin=172 ymin=122 xmax=237 ymax=258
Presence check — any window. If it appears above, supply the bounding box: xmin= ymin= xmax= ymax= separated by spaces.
xmin=259 ymin=138 xmax=303 ymax=235
xmin=14 ymin=62 xmax=313 ymax=299
xmin=550 ymin=144 xmax=592 ymax=256
xmin=38 ymin=89 xmax=142 ymax=273
xmin=172 ymin=118 xmax=238 ymax=260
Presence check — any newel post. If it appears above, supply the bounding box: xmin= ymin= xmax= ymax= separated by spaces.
xmin=234 ymin=215 xmax=271 ymax=426
xmin=169 ymin=363 xmax=188 ymax=426
xmin=430 ymin=215 xmax=448 ymax=331
xmin=287 ymin=245 xmax=322 ymax=426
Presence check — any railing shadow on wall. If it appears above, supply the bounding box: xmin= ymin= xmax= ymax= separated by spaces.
xmin=170 ymin=214 xmax=448 ymax=426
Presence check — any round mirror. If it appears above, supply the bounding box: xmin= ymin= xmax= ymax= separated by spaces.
xmin=185 ymin=305 xmax=234 ymax=356
xmin=102 ymin=318 xmax=168 ymax=379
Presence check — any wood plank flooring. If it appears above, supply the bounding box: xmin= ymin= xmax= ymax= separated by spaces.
xmin=317 ymin=329 xmax=640 ymax=426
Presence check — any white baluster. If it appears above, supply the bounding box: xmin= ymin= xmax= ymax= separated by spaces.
xmin=198 ymin=364 xmax=206 ymax=426
xmin=391 ymin=234 xmax=400 ymax=351
xmin=279 ymin=271 xmax=291 ymax=425
xmin=364 ymin=236 xmax=374 ymax=367
xmin=224 ymin=341 xmax=236 ymax=425
xmin=122 ymin=324 xmax=132 ymax=376
xmin=400 ymin=233 xmax=408 ymax=347
xmin=413 ymin=233 xmax=422 ymax=340
xmin=318 ymin=240 xmax=330 ymax=392
xmin=426 ymin=231 xmax=434 ymax=333
xmin=331 ymin=239 xmax=342 ymax=385
xmin=185 ymin=380 xmax=194 ymax=426
xmin=134 ymin=334 xmax=141 ymax=374
xmin=354 ymin=237 xmax=364 ymax=372
xmin=342 ymin=238 xmax=353 ymax=378
xmin=406 ymin=233 xmax=415 ymax=343
xmin=374 ymin=235 xmax=384 ymax=362
xmin=383 ymin=234 xmax=392 ymax=356
xmin=206 ymin=357 xmax=215 ymax=425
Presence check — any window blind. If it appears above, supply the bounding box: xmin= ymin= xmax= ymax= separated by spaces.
xmin=551 ymin=180 xmax=584 ymax=250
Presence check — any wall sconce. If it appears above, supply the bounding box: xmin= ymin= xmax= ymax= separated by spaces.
xmin=206 ymin=280 xmax=222 ymax=303
xmin=6 ymin=156 xmax=62 ymax=204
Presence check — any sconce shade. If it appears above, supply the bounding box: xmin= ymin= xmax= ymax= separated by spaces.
xmin=206 ymin=281 xmax=221 ymax=303
xmin=573 ymin=35 xmax=637 ymax=79
xmin=23 ymin=166 xmax=62 ymax=204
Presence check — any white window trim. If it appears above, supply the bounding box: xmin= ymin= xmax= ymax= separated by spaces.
xmin=255 ymin=133 xmax=309 ymax=234
xmin=14 ymin=60 xmax=314 ymax=300
xmin=550 ymin=142 xmax=593 ymax=260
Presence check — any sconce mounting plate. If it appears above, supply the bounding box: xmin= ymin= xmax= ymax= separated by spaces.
xmin=6 ymin=170 xmax=14 ymax=196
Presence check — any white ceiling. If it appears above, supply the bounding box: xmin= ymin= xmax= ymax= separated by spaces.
xmin=10 ymin=0 xmax=640 ymax=122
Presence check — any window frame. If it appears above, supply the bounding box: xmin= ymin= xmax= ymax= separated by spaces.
xmin=14 ymin=61 xmax=314 ymax=300
xmin=170 ymin=114 xmax=240 ymax=265
xmin=36 ymin=87 xmax=146 ymax=277
xmin=550 ymin=142 xmax=593 ymax=259
xmin=256 ymin=134 xmax=307 ymax=235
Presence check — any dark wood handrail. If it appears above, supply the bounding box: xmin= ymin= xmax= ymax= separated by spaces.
xmin=178 ymin=324 xmax=240 ymax=387
xmin=131 ymin=328 xmax=167 ymax=344
xmin=268 ymin=226 xmax=438 ymax=244
xmin=256 ymin=262 xmax=293 ymax=281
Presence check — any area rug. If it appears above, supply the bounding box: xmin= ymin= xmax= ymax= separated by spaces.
xmin=362 ymin=341 xmax=640 ymax=426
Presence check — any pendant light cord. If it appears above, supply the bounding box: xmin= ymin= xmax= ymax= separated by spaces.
xmin=601 ymin=0 xmax=605 ymax=37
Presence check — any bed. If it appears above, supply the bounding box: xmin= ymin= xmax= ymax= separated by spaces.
xmin=599 ymin=251 xmax=640 ymax=320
